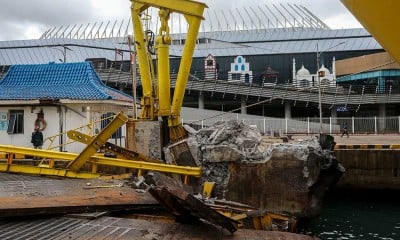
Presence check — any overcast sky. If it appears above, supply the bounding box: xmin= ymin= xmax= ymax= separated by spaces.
xmin=0 ymin=0 xmax=362 ymax=41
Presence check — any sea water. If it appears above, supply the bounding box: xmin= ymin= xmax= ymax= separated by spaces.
xmin=308 ymin=189 xmax=400 ymax=240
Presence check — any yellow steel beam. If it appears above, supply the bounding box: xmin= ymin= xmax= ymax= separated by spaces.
xmin=90 ymin=156 xmax=201 ymax=177
xmin=0 ymin=145 xmax=77 ymax=160
xmin=67 ymin=112 xmax=128 ymax=172
xmin=131 ymin=2 xmax=156 ymax=120
xmin=67 ymin=130 xmax=163 ymax=163
xmin=0 ymin=145 xmax=202 ymax=177
xmin=341 ymin=0 xmax=400 ymax=64
xmin=67 ymin=130 xmax=92 ymax=144
xmin=0 ymin=164 xmax=100 ymax=179
xmin=169 ymin=14 xmax=203 ymax=141
xmin=132 ymin=0 xmax=207 ymax=19
xmin=202 ymin=181 xmax=215 ymax=198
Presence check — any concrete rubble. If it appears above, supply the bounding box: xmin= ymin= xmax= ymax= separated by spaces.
xmin=166 ymin=120 xmax=345 ymax=219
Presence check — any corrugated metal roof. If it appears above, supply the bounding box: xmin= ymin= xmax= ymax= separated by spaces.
xmin=179 ymin=28 xmax=381 ymax=57
xmin=0 ymin=38 xmax=130 ymax=65
xmin=0 ymin=61 xmax=132 ymax=102
xmin=0 ymin=28 xmax=382 ymax=65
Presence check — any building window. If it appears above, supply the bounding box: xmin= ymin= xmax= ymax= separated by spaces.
xmin=198 ymin=38 xmax=208 ymax=44
xmin=232 ymin=73 xmax=241 ymax=80
xmin=207 ymin=60 xmax=214 ymax=66
xmin=300 ymin=79 xmax=310 ymax=87
xmin=101 ymin=112 xmax=121 ymax=139
xmin=7 ymin=110 xmax=24 ymax=134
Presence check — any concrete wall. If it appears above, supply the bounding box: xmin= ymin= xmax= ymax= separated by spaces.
xmin=334 ymin=149 xmax=400 ymax=189
xmin=126 ymin=120 xmax=162 ymax=160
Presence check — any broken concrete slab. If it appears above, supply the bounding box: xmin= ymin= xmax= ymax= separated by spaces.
xmin=126 ymin=120 xmax=163 ymax=160
xmin=165 ymin=120 xmax=344 ymax=219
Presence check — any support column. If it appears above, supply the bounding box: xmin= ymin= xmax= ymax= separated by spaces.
xmin=378 ymin=76 xmax=385 ymax=93
xmin=330 ymin=107 xmax=337 ymax=125
xmin=379 ymin=103 xmax=386 ymax=132
xmin=284 ymin=101 xmax=291 ymax=119
xmin=241 ymin=95 xmax=247 ymax=114
xmin=292 ymin=58 xmax=296 ymax=86
xmin=198 ymin=94 xmax=204 ymax=109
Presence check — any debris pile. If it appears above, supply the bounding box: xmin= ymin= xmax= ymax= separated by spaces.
xmin=166 ymin=120 xmax=344 ymax=218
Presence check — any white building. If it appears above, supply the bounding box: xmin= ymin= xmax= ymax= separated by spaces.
xmin=292 ymin=57 xmax=337 ymax=88
xmin=228 ymin=55 xmax=253 ymax=84
xmin=0 ymin=62 xmax=134 ymax=153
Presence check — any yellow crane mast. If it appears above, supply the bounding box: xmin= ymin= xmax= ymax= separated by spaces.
xmin=130 ymin=0 xmax=207 ymax=142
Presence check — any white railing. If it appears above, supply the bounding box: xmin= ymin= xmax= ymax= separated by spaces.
xmin=182 ymin=115 xmax=400 ymax=135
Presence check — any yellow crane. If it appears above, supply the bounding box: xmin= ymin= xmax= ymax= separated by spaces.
xmin=0 ymin=0 xmax=208 ymax=179
xmin=131 ymin=0 xmax=207 ymax=142
xmin=341 ymin=0 xmax=400 ymax=64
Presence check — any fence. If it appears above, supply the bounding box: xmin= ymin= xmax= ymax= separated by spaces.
xmin=182 ymin=114 xmax=400 ymax=135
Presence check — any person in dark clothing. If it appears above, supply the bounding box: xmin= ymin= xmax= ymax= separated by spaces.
xmin=340 ymin=122 xmax=349 ymax=138
xmin=31 ymin=125 xmax=43 ymax=149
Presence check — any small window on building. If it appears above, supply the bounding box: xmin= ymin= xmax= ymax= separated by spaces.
xmin=198 ymin=38 xmax=208 ymax=44
xmin=7 ymin=110 xmax=24 ymax=134
xmin=232 ymin=73 xmax=241 ymax=80
xmin=101 ymin=112 xmax=122 ymax=139
xmin=172 ymin=39 xmax=181 ymax=45
xmin=207 ymin=60 xmax=213 ymax=66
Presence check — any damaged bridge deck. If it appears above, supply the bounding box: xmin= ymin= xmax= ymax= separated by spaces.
xmin=0 ymin=216 xmax=316 ymax=240
xmin=0 ymin=173 xmax=158 ymax=217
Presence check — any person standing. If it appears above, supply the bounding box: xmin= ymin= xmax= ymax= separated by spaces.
xmin=31 ymin=126 xmax=43 ymax=159
xmin=341 ymin=122 xmax=349 ymax=138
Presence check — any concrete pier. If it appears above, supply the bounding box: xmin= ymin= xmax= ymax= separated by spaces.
xmin=293 ymin=134 xmax=400 ymax=190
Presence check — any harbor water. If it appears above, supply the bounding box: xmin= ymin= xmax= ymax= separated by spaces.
xmin=307 ymin=189 xmax=400 ymax=240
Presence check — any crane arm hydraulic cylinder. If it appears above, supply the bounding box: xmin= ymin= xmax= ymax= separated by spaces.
xmin=157 ymin=8 xmax=171 ymax=116
xmin=131 ymin=2 xmax=155 ymax=119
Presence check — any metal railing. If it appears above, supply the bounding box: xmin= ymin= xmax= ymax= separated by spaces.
xmin=182 ymin=115 xmax=400 ymax=135
xmin=92 ymin=67 xmax=400 ymax=107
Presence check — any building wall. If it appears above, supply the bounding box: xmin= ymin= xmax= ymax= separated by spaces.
xmin=0 ymin=106 xmax=37 ymax=148
xmin=336 ymin=52 xmax=400 ymax=76
xmin=176 ymin=50 xmax=382 ymax=84
xmin=0 ymin=103 xmax=129 ymax=154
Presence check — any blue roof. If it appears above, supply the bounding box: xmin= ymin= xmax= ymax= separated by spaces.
xmin=0 ymin=61 xmax=133 ymax=102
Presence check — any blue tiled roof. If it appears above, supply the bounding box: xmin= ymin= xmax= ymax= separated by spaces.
xmin=0 ymin=62 xmax=133 ymax=102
